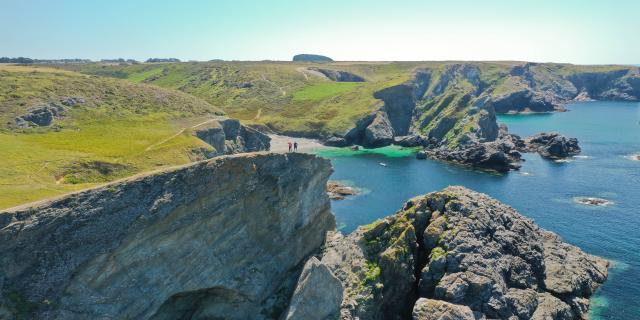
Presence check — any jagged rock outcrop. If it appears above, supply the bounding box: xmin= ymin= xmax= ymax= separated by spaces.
xmin=424 ymin=136 xmax=522 ymax=172
xmin=307 ymin=68 xmax=365 ymax=82
xmin=14 ymin=103 xmax=66 ymax=128
xmin=317 ymin=186 xmax=608 ymax=320
xmin=363 ymin=112 xmax=394 ymax=147
xmin=487 ymin=63 xmax=640 ymax=113
xmin=394 ymin=135 xmax=425 ymax=147
xmin=376 ymin=71 xmax=431 ymax=137
xmin=283 ymin=257 xmax=343 ymax=320
xmin=342 ymin=70 xmax=430 ymax=147
xmin=292 ymin=54 xmax=333 ymax=62
xmin=523 ymin=132 xmax=581 ymax=159
xmin=194 ymin=117 xmax=270 ymax=157
xmin=13 ymin=97 xmax=86 ymax=129
xmin=0 ymin=153 xmax=334 ymax=319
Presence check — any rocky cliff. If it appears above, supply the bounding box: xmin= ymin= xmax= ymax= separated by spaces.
xmin=315 ymin=186 xmax=608 ymax=320
xmin=0 ymin=153 xmax=334 ymax=319
xmin=331 ymin=62 xmax=622 ymax=171
xmin=488 ymin=63 xmax=640 ymax=113
xmin=193 ymin=116 xmax=271 ymax=157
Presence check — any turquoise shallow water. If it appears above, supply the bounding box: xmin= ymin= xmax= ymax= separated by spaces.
xmin=320 ymin=101 xmax=640 ymax=320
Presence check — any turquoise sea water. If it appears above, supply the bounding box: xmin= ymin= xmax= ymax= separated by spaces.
xmin=319 ymin=101 xmax=640 ymax=319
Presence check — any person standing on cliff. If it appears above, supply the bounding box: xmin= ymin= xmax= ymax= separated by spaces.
xmin=288 ymin=141 xmax=292 ymax=152
xmin=294 ymin=141 xmax=298 ymax=151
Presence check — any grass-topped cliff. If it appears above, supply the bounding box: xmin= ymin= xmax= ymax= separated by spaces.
xmin=62 ymin=61 xmax=415 ymax=137
xmin=2 ymin=61 xmax=639 ymax=207
xmin=61 ymin=61 xmax=639 ymax=144
xmin=0 ymin=65 xmax=224 ymax=208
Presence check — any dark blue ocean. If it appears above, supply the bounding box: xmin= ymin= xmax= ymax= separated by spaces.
xmin=320 ymin=101 xmax=640 ymax=319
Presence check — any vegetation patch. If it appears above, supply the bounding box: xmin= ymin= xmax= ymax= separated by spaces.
xmin=292 ymin=82 xmax=362 ymax=101
xmin=363 ymin=260 xmax=382 ymax=284
xmin=60 ymin=161 xmax=134 ymax=184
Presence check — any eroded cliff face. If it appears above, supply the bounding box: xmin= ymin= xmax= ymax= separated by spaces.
xmin=0 ymin=153 xmax=333 ymax=319
xmin=193 ymin=116 xmax=271 ymax=158
xmin=336 ymin=63 xmax=639 ymax=150
xmin=488 ymin=63 xmax=640 ymax=113
xmin=334 ymin=63 xmax=633 ymax=171
xmin=316 ymin=186 xmax=608 ymax=320
xmin=343 ymin=71 xmax=431 ymax=147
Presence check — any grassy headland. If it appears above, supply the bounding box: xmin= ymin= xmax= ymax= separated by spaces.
xmin=0 ymin=65 xmax=223 ymax=208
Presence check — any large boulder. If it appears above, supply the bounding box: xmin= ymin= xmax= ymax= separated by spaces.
xmin=0 ymin=153 xmax=334 ymax=319
xmin=524 ymin=132 xmax=581 ymax=159
xmin=412 ymin=298 xmax=483 ymax=320
xmin=394 ymin=135 xmax=425 ymax=147
xmin=14 ymin=104 xmax=66 ymax=128
xmin=283 ymin=257 xmax=343 ymax=320
xmin=363 ymin=112 xmax=394 ymax=148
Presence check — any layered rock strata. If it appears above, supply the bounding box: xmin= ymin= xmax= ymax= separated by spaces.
xmin=0 ymin=153 xmax=333 ymax=320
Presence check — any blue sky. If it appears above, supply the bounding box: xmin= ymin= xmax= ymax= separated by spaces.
xmin=1 ymin=0 xmax=639 ymax=64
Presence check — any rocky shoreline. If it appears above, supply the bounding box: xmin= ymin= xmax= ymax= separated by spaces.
xmin=316 ymin=186 xmax=609 ymax=320
xmin=317 ymin=62 xmax=603 ymax=172
xmin=0 ymin=154 xmax=608 ymax=319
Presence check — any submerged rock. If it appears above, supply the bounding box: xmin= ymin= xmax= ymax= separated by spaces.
xmin=574 ymin=197 xmax=613 ymax=207
xmin=0 ymin=153 xmax=334 ymax=319
xmin=316 ymin=186 xmax=608 ymax=320
xmin=327 ymin=181 xmax=360 ymax=200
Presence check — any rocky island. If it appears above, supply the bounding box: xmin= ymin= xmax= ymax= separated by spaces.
xmin=0 ymin=153 xmax=607 ymax=319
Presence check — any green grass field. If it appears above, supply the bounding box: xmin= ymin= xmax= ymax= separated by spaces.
xmin=292 ymin=82 xmax=363 ymax=101
xmin=2 ymin=61 xmax=636 ymax=209
xmin=62 ymin=61 xmax=415 ymax=136
xmin=0 ymin=65 xmax=221 ymax=209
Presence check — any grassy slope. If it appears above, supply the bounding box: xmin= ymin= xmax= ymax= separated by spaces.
xmin=0 ymin=65 xmax=223 ymax=209
xmin=5 ymin=61 xmax=635 ymax=208
xmin=69 ymin=61 xmax=634 ymax=137
xmin=64 ymin=61 xmax=416 ymax=137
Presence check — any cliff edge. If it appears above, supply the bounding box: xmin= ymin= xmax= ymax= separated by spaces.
xmin=0 ymin=153 xmax=334 ymax=319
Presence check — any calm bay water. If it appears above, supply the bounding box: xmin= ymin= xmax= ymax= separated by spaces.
xmin=319 ymin=101 xmax=640 ymax=319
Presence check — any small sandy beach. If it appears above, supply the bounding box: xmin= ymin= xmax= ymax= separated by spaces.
xmin=268 ymin=134 xmax=328 ymax=153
